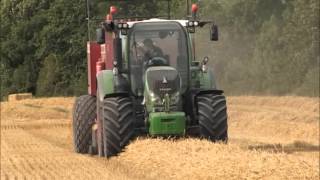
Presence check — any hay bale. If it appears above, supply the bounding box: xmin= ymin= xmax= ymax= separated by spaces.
xmin=8 ymin=93 xmax=33 ymax=101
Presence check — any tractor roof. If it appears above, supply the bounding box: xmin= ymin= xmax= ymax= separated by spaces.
xmin=126 ymin=19 xmax=189 ymax=28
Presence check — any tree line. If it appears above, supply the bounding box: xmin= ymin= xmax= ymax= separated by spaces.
xmin=0 ymin=0 xmax=319 ymax=100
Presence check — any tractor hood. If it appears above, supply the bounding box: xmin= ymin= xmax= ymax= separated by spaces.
xmin=145 ymin=66 xmax=181 ymax=99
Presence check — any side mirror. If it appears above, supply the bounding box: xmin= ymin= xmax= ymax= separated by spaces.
xmin=210 ymin=24 xmax=218 ymax=41
xmin=201 ymin=57 xmax=209 ymax=72
xmin=96 ymin=28 xmax=105 ymax=44
xmin=203 ymin=56 xmax=209 ymax=65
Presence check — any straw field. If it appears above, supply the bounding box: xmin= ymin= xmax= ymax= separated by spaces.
xmin=1 ymin=96 xmax=319 ymax=179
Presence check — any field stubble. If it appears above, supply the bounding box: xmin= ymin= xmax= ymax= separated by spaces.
xmin=1 ymin=96 xmax=319 ymax=179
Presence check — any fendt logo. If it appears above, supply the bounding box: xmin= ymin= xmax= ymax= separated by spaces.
xmin=162 ymin=76 xmax=168 ymax=84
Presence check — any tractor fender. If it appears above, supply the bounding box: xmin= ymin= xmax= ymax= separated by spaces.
xmin=97 ymin=70 xmax=114 ymax=102
xmin=199 ymin=69 xmax=217 ymax=89
xmin=97 ymin=70 xmax=130 ymax=102
xmin=197 ymin=89 xmax=224 ymax=96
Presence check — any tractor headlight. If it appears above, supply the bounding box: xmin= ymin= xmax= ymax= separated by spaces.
xmin=122 ymin=23 xmax=129 ymax=29
xmin=170 ymin=92 xmax=180 ymax=105
xmin=117 ymin=23 xmax=123 ymax=29
xmin=150 ymin=92 xmax=162 ymax=105
xmin=117 ymin=23 xmax=129 ymax=29
xmin=188 ymin=21 xmax=194 ymax=26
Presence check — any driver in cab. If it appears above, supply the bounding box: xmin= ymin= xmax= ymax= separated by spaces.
xmin=142 ymin=38 xmax=164 ymax=60
xmin=141 ymin=38 xmax=169 ymax=67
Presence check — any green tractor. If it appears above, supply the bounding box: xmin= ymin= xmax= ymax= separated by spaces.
xmin=73 ymin=1 xmax=228 ymax=157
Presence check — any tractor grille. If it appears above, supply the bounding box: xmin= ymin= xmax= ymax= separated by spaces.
xmin=153 ymin=79 xmax=178 ymax=97
xmin=146 ymin=67 xmax=180 ymax=98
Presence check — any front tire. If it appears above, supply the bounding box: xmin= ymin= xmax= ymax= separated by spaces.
xmin=102 ymin=97 xmax=135 ymax=157
xmin=197 ymin=94 xmax=228 ymax=142
xmin=72 ymin=95 xmax=96 ymax=153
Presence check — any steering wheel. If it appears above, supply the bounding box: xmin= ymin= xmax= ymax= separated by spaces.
xmin=145 ymin=57 xmax=169 ymax=68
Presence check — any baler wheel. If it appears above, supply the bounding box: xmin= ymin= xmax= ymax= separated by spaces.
xmin=72 ymin=95 xmax=96 ymax=153
xmin=102 ymin=97 xmax=135 ymax=157
xmin=197 ymin=94 xmax=228 ymax=142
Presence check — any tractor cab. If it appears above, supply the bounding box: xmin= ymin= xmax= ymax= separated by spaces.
xmin=127 ymin=20 xmax=189 ymax=98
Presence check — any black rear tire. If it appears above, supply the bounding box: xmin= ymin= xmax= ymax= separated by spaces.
xmin=102 ymin=97 xmax=135 ymax=157
xmin=197 ymin=94 xmax=228 ymax=142
xmin=72 ymin=95 xmax=96 ymax=153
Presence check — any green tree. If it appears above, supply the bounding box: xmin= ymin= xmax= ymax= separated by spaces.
xmin=1 ymin=0 xmax=318 ymax=99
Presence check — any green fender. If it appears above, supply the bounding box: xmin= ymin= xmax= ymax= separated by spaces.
xmin=199 ymin=69 xmax=217 ymax=89
xmin=97 ymin=70 xmax=114 ymax=102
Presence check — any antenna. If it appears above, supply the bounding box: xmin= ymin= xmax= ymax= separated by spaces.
xmin=186 ymin=0 xmax=190 ymax=18
xmin=168 ymin=0 xmax=171 ymax=19
xmin=86 ymin=0 xmax=91 ymax=41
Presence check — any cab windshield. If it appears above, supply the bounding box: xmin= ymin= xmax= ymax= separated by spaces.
xmin=129 ymin=21 xmax=189 ymax=96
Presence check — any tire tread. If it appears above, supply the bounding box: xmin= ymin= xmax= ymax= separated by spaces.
xmin=73 ymin=95 xmax=96 ymax=153
xmin=102 ymin=97 xmax=134 ymax=157
xmin=197 ymin=94 xmax=228 ymax=142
